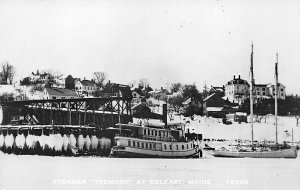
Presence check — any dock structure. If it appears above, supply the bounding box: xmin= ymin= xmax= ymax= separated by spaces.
xmin=1 ymin=96 xmax=133 ymax=128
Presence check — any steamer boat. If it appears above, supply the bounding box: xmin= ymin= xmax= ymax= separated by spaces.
xmin=110 ymin=122 xmax=201 ymax=158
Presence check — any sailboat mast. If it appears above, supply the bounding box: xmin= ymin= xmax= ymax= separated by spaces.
xmin=250 ymin=44 xmax=254 ymax=146
xmin=275 ymin=53 xmax=278 ymax=144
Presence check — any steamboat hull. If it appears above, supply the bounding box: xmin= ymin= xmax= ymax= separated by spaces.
xmin=110 ymin=146 xmax=200 ymax=158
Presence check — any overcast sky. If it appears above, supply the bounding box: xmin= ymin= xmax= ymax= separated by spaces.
xmin=0 ymin=0 xmax=300 ymax=94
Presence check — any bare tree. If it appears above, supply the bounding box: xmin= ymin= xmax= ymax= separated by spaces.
xmin=1 ymin=61 xmax=16 ymax=84
xmin=93 ymin=72 xmax=107 ymax=88
xmin=139 ymin=78 xmax=149 ymax=87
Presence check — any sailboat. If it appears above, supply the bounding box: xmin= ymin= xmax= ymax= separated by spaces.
xmin=212 ymin=44 xmax=297 ymax=158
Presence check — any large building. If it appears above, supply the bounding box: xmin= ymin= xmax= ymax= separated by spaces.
xmin=224 ymin=75 xmax=286 ymax=104
xmin=224 ymin=75 xmax=249 ymax=104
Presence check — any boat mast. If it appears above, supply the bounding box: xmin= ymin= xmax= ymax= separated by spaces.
xmin=250 ymin=43 xmax=254 ymax=146
xmin=275 ymin=53 xmax=278 ymax=144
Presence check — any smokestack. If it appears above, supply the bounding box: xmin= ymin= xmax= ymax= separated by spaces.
xmin=239 ymin=75 xmax=240 ymax=79
xmin=234 ymin=75 xmax=236 ymax=80
xmin=163 ymin=104 xmax=167 ymax=127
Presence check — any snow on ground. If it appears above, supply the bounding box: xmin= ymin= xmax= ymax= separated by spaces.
xmin=134 ymin=115 xmax=300 ymax=143
xmin=0 ymin=85 xmax=20 ymax=95
xmin=0 ymin=151 xmax=300 ymax=190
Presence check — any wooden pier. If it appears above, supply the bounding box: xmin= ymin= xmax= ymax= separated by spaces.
xmin=1 ymin=97 xmax=133 ymax=128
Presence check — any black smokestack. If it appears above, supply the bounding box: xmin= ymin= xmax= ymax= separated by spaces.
xmin=163 ymin=104 xmax=167 ymax=127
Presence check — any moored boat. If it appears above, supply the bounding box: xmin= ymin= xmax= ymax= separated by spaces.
xmin=110 ymin=122 xmax=201 ymax=158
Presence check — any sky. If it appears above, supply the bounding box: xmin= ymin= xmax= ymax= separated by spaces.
xmin=0 ymin=0 xmax=300 ymax=94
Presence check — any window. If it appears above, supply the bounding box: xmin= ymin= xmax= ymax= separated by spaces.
xmin=155 ymin=131 xmax=157 ymax=136
xmin=182 ymin=145 xmax=184 ymax=150
xmin=176 ymin=145 xmax=179 ymax=150
xmin=151 ymin=130 xmax=154 ymax=136
xmin=149 ymin=144 xmax=152 ymax=149
xmin=263 ymin=92 xmax=265 ymax=95
xmin=153 ymin=143 xmax=156 ymax=149
xmin=262 ymin=88 xmax=266 ymax=91
xmin=187 ymin=144 xmax=189 ymax=149
xmin=170 ymin=145 xmax=172 ymax=150
xmin=144 ymin=129 xmax=146 ymax=135
xmin=52 ymin=97 xmax=56 ymax=99
xmin=142 ymin=143 xmax=144 ymax=148
xmin=159 ymin=131 xmax=161 ymax=137
xmin=137 ymin=142 xmax=140 ymax=147
xmin=128 ymin=140 xmax=131 ymax=147
xmin=148 ymin=129 xmax=150 ymax=135
xmin=281 ymin=89 xmax=284 ymax=92
xmin=164 ymin=144 xmax=167 ymax=150
xmin=133 ymin=141 xmax=135 ymax=147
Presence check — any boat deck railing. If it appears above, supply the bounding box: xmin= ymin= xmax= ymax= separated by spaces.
xmin=115 ymin=133 xmax=186 ymax=142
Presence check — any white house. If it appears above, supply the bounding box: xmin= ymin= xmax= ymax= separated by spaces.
xmin=75 ymin=79 xmax=100 ymax=97
xmin=267 ymin=83 xmax=286 ymax=100
xmin=224 ymin=75 xmax=249 ymax=104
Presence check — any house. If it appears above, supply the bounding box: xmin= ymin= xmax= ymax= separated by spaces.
xmin=209 ymin=85 xmax=225 ymax=96
xmin=0 ymin=72 xmax=7 ymax=84
xmin=132 ymin=89 xmax=144 ymax=104
xmin=75 ymin=79 xmax=100 ymax=97
xmin=39 ymin=73 xmax=52 ymax=83
xmin=267 ymin=83 xmax=286 ymax=100
xmin=65 ymin=75 xmax=78 ymax=90
xmin=52 ymin=75 xmax=65 ymax=89
xmin=43 ymin=88 xmax=78 ymax=99
xmin=224 ymin=75 xmax=249 ymax=104
xmin=203 ymin=93 xmax=226 ymax=116
xmin=30 ymin=70 xmax=41 ymax=83
xmin=29 ymin=70 xmax=53 ymax=84
xmin=101 ymin=82 xmax=133 ymax=99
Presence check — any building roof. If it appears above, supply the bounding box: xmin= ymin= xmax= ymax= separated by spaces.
xmin=254 ymin=84 xmax=268 ymax=87
xmin=40 ymin=73 xmax=49 ymax=77
xmin=45 ymin=88 xmax=78 ymax=97
xmin=203 ymin=93 xmax=215 ymax=102
xmin=182 ymin=97 xmax=192 ymax=105
xmin=206 ymin=107 xmax=224 ymax=112
xmin=80 ymin=80 xmax=97 ymax=87
xmin=102 ymin=83 xmax=133 ymax=99
xmin=226 ymin=75 xmax=249 ymax=86
xmin=211 ymin=86 xmax=224 ymax=91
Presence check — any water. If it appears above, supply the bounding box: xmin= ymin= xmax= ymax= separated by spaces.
xmin=1 ymin=152 xmax=299 ymax=190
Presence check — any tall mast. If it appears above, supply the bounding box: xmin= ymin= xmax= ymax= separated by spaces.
xmin=275 ymin=53 xmax=278 ymax=144
xmin=250 ymin=43 xmax=254 ymax=146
